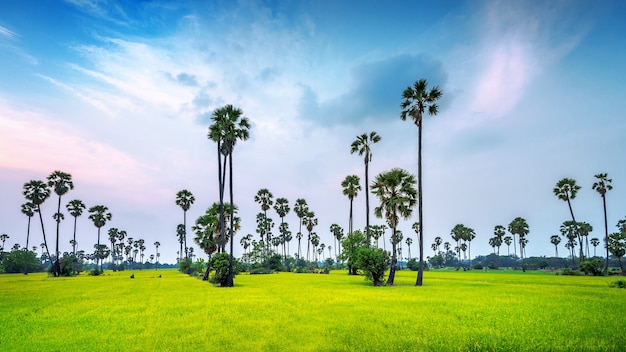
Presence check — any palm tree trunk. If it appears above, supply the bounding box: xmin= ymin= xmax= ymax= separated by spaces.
xmin=184 ymin=210 xmax=190 ymax=274
xmin=37 ymin=205 xmax=52 ymax=265
xmin=416 ymin=122 xmax=424 ymax=286
xmin=388 ymin=227 xmax=397 ymax=285
xmin=602 ymin=195 xmax=609 ymax=274
xmin=227 ymin=153 xmax=235 ymax=287
xmin=217 ymin=141 xmax=227 ymax=253
xmin=349 ymin=199 xmax=353 ymax=236
xmin=54 ymin=196 xmax=62 ymax=277
xmin=566 ymin=198 xmax=583 ymax=265
xmin=72 ymin=217 xmax=77 ymax=256
xmin=365 ymin=160 xmax=371 ymax=246
xmin=24 ymin=217 xmax=31 ymax=275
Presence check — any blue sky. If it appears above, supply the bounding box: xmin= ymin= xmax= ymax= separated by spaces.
xmin=1 ymin=0 xmax=625 ymax=264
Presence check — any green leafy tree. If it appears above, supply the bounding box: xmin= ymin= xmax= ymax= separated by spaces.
xmin=175 ymin=189 xmax=195 ymax=273
xmin=371 ymin=168 xmax=417 ymax=285
xmin=400 ymin=78 xmax=442 ymax=286
xmin=88 ymin=205 xmax=112 ymax=272
xmin=592 ymin=173 xmax=612 ymax=274
xmin=341 ymin=175 xmax=361 ymax=236
xmin=340 ymin=229 xmax=368 ymax=275
xmin=350 ymin=131 xmax=381 ymax=245
xmin=554 ymin=178 xmax=583 ymax=262
xmin=355 ymin=247 xmax=390 ymax=286
xmin=608 ymin=232 xmax=626 ymax=273
xmin=22 ymin=180 xmax=52 ymax=264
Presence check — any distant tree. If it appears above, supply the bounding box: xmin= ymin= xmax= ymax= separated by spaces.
xmin=176 ymin=224 xmax=185 ymax=263
xmin=405 ymin=237 xmax=413 ymax=260
xmin=508 ymin=217 xmax=529 ymax=270
xmin=371 ymin=168 xmax=417 ymax=285
xmin=350 ymin=131 xmax=381 ymax=245
xmin=340 ymin=230 xmax=368 ymax=275
xmin=20 ymin=202 xmax=37 ymax=274
xmin=550 ymin=235 xmax=562 ymax=257
xmin=608 ymin=232 xmax=626 ymax=273
xmin=154 ymin=241 xmax=160 ymax=269
xmin=175 ymin=189 xmax=195 ymax=274
xmin=330 ymin=224 xmax=344 ymax=261
xmin=592 ymin=173 xmax=612 ymax=274
xmin=400 ymin=78 xmax=442 ymax=286
xmin=88 ymin=205 xmax=112 ymax=272
xmin=341 ymin=175 xmax=361 ymax=236
xmin=274 ymin=197 xmax=290 ymax=262
xmin=590 ymin=238 xmax=600 ymax=257
xmin=554 ymin=178 xmax=582 ymax=262
xmin=1 ymin=233 xmax=9 ymax=253
xmin=47 ymin=170 xmax=74 ymax=277
xmin=503 ymin=236 xmax=512 ymax=256
xmin=293 ymin=198 xmax=308 ymax=259
xmin=23 ymin=180 xmax=52 ymax=264
xmin=578 ymin=222 xmax=593 ymax=258
xmin=255 ymin=188 xmax=274 ymax=272
xmin=66 ymin=199 xmax=85 ymax=256
xmin=302 ymin=211 xmax=318 ymax=262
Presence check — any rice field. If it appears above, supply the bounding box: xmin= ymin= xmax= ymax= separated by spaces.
xmin=0 ymin=269 xmax=624 ymax=351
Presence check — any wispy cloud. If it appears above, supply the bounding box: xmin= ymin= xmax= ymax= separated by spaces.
xmin=0 ymin=24 xmax=18 ymax=39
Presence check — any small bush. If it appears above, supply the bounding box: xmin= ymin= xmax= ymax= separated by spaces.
xmin=579 ymin=258 xmax=605 ymax=276
xmin=406 ymin=258 xmax=419 ymax=271
xmin=609 ymin=279 xmax=626 ymax=288
xmin=354 ymin=247 xmax=390 ymax=286
xmin=472 ymin=263 xmax=483 ymax=270
xmin=560 ymin=268 xmax=582 ymax=276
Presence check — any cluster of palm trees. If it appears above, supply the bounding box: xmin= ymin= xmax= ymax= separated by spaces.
xmin=17 ymin=171 xmax=159 ymax=275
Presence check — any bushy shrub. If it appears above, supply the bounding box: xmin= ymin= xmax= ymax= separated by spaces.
xmin=472 ymin=263 xmax=483 ymax=270
xmin=609 ymin=279 xmax=626 ymax=288
xmin=355 ymin=247 xmax=390 ymax=286
xmin=406 ymin=258 xmax=419 ymax=271
xmin=559 ymin=268 xmax=582 ymax=276
xmin=579 ymin=258 xmax=604 ymax=276
xmin=209 ymin=253 xmax=232 ymax=286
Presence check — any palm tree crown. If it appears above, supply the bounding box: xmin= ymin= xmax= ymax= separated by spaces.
xmin=351 ymin=131 xmax=381 ymax=245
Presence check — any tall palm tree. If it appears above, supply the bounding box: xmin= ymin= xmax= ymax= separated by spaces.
xmin=560 ymin=220 xmax=578 ymax=268
xmin=274 ymin=197 xmax=290 ymax=261
xmin=108 ymin=227 xmax=119 ymax=269
xmin=405 ymin=237 xmax=413 ymax=260
xmin=554 ymin=178 xmax=583 ymax=263
xmin=47 ymin=170 xmax=74 ymax=276
xmin=341 ymin=175 xmax=361 ymax=236
xmin=590 ymin=238 xmax=600 ymax=257
xmin=578 ymin=221 xmax=593 ymax=258
xmin=66 ymin=199 xmax=85 ymax=256
xmin=350 ymin=131 xmax=381 ymax=245
xmin=21 ymin=202 xmax=36 ymax=274
xmin=22 ymin=180 xmax=52 ymax=264
xmin=592 ymin=173 xmax=612 ymax=274
xmin=0 ymin=233 xmax=9 ymax=252
xmin=294 ymin=198 xmax=309 ymax=259
xmin=176 ymin=224 xmax=185 ymax=263
xmin=255 ymin=188 xmax=274 ymax=272
xmin=88 ymin=205 xmax=112 ymax=272
xmin=209 ymin=104 xmax=250 ymax=286
xmin=464 ymin=226 xmax=476 ymax=269
xmin=550 ymin=235 xmax=561 ymax=257
xmin=503 ymin=236 xmax=512 ymax=256
xmin=330 ymin=224 xmax=344 ymax=261
xmin=153 ymin=241 xmax=160 ymax=270
xmin=175 ymin=189 xmax=195 ymax=273
xmin=508 ymin=217 xmax=529 ymax=271
xmin=371 ymin=168 xmax=417 ymax=286
xmin=400 ymin=78 xmax=442 ymax=286
xmin=303 ymin=211 xmax=318 ymax=262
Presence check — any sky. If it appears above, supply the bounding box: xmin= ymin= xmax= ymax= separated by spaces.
xmin=1 ymin=0 xmax=625 ymax=265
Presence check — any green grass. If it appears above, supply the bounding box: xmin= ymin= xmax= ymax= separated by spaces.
xmin=1 ymin=269 xmax=624 ymax=351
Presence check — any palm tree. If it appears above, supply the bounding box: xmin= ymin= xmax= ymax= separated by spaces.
xmin=405 ymin=237 xmax=413 ymax=260
xmin=330 ymin=224 xmax=343 ymax=260
xmin=20 ymin=202 xmax=36 ymax=274
xmin=1 ymin=233 xmax=9 ymax=252
xmin=303 ymin=211 xmax=318 ymax=262
xmin=175 ymin=189 xmax=195 ymax=273
xmin=560 ymin=220 xmax=578 ymax=268
xmin=88 ymin=205 xmax=112 ymax=272
xmin=47 ymin=170 xmax=74 ymax=276
xmin=590 ymin=238 xmax=600 ymax=257
xmin=503 ymin=236 xmax=512 ymax=257
xmin=66 ymin=199 xmax=86 ymax=256
xmin=209 ymin=104 xmax=251 ymax=287
xmin=550 ymin=235 xmax=561 ymax=257
xmin=274 ymin=197 xmax=290 ymax=262
xmin=22 ymin=180 xmax=52 ymax=264
xmin=450 ymin=224 xmax=465 ymax=267
xmin=176 ymin=224 xmax=185 ymax=263
xmin=554 ymin=178 xmax=583 ymax=262
xmin=350 ymin=131 xmax=381 ymax=245
xmin=592 ymin=173 xmax=612 ymax=274
xmin=294 ymin=199 xmax=309 ymax=259
xmin=108 ymin=227 xmax=119 ymax=269
xmin=154 ymin=241 xmax=161 ymax=270
xmin=508 ymin=217 xmax=529 ymax=271
xmin=371 ymin=168 xmax=417 ymax=286
xmin=578 ymin=221 xmax=593 ymax=258
xmin=194 ymin=202 xmax=240 ymax=280
xmin=341 ymin=175 xmax=361 ymax=236
xmin=400 ymin=78 xmax=442 ymax=286
xmin=255 ymin=188 xmax=274 ymax=272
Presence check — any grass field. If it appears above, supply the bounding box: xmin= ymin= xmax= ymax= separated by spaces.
xmin=1 ymin=269 xmax=624 ymax=351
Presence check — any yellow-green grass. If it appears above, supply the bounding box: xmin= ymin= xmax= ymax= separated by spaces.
xmin=1 ymin=269 xmax=624 ymax=351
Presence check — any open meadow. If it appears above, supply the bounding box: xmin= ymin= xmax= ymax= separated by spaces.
xmin=1 ymin=269 xmax=624 ymax=351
